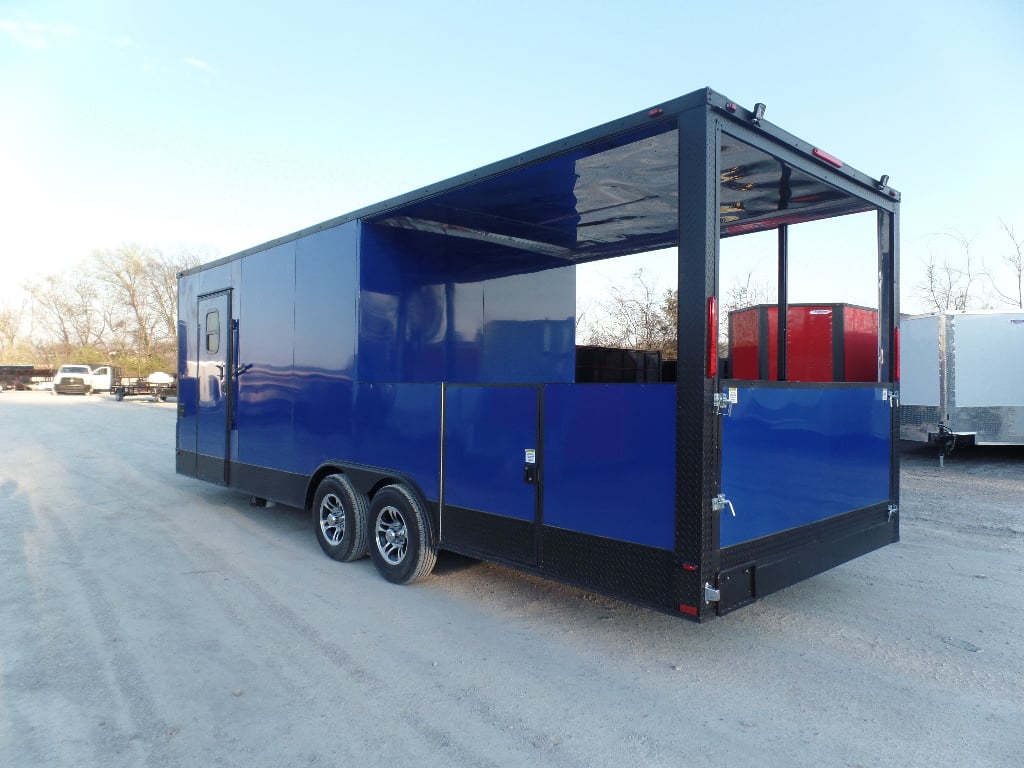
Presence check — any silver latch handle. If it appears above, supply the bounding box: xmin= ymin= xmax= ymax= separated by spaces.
xmin=712 ymin=493 xmax=736 ymax=517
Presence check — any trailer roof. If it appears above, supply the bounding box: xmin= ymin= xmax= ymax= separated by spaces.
xmin=185 ymin=88 xmax=898 ymax=276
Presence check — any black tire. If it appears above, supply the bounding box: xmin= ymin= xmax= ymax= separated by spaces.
xmin=115 ymin=388 xmax=124 ymax=401
xmin=312 ymin=474 xmax=369 ymax=563
xmin=368 ymin=484 xmax=436 ymax=584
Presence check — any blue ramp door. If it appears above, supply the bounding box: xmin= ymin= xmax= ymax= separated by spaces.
xmin=442 ymin=386 xmax=540 ymax=565
xmin=195 ymin=290 xmax=233 ymax=484
xmin=719 ymin=385 xmax=893 ymax=548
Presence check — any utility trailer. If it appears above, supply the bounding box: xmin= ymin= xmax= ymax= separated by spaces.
xmin=0 ymin=365 xmax=55 ymax=391
xmin=176 ymin=88 xmax=901 ymax=621
xmin=110 ymin=375 xmax=178 ymax=402
xmin=900 ymin=310 xmax=1024 ymax=452
xmin=89 ymin=366 xmax=178 ymax=401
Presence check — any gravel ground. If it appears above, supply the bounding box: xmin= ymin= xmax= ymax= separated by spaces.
xmin=1 ymin=391 xmax=1022 ymax=767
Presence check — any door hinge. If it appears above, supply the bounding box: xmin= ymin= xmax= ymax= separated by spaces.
xmin=887 ymin=503 xmax=899 ymax=521
xmin=712 ymin=493 xmax=736 ymax=517
xmin=704 ymin=582 xmax=721 ymax=603
xmin=884 ymin=388 xmax=899 ymax=408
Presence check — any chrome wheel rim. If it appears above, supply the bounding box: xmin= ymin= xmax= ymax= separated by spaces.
xmin=375 ymin=505 xmax=407 ymax=565
xmin=319 ymin=493 xmax=345 ymax=545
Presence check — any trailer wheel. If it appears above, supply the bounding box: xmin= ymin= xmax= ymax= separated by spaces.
xmin=369 ymin=484 xmax=436 ymax=584
xmin=115 ymin=388 xmax=124 ymax=401
xmin=313 ymin=474 xmax=369 ymax=563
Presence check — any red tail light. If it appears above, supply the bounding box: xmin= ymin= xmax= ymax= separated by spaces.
xmin=707 ymin=297 xmax=718 ymax=378
xmin=894 ymin=327 xmax=900 ymax=382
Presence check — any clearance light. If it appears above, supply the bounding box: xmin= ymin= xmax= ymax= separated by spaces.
xmin=648 ymin=107 xmax=664 ymax=118
xmin=707 ymin=297 xmax=718 ymax=378
xmin=812 ymin=147 xmax=844 ymax=168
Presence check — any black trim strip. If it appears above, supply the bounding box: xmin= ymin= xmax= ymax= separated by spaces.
xmin=832 ymin=304 xmax=846 ymax=380
xmin=757 ymin=305 xmax=770 ymax=379
xmin=716 ymin=503 xmax=897 ymax=614
xmin=542 ymin=527 xmax=679 ymax=613
xmin=442 ymin=505 xmax=535 ymax=565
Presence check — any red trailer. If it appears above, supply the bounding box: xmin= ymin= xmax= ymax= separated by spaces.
xmin=728 ymin=303 xmax=878 ymax=382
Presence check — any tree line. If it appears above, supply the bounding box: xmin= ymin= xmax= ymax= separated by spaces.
xmin=0 ymin=244 xmax=203 ymax=375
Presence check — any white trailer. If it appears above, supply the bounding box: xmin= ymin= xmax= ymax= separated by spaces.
xmin=900 ymin=310 xmax=1024 ymax=451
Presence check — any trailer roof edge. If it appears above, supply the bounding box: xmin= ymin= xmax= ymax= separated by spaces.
xmin=180 ymin=86 xmax=898 ymax=278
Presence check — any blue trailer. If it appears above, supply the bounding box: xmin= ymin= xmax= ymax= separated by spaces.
xmin=176 ymin=88 xmax=900 ymax=620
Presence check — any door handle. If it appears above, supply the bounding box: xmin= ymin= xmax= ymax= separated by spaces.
xmin=523 ymin=448 xmax=539 ymax=485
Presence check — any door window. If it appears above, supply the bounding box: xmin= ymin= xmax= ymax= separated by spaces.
xmin=205 ymin=311 xmax=220 ymax=354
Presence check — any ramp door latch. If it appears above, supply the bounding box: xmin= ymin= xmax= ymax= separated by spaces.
xmin=712 ymin=493 xmax=736 ymax=517
xmin=704 ymin=583 xmax=721 ymax=603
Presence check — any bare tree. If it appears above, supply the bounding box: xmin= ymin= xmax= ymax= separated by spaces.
xmin=581 ymin=269 xmax=677 ymax=357
xmin=90 ymin=244 xmax=162 ymax=357
xmin=990 ymin=220 xmax=1023 ymax=308
xmin=718 ymin=271 xmax=774 ymax=357
xmin=915 ymin=230 xmax=989 ymax=311
xmin=0 ymin=301 xmax=24 ymax=360
xmin=723 ymin=270 xmax=774 ymax=313
xmin=25 ymin=272 xmax=107 ymax=357
xmin=89 ymin=243 xmax=201 ymax=362
xmin=153 ymin=247 xmax=204 ymax=340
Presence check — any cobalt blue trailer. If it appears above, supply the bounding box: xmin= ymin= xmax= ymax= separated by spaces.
xmin=176 ymin=88 xmax=901 ymax=620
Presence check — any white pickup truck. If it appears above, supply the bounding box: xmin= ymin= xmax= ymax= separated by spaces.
xmin=51 ymin=364 xmax=96 ymax=395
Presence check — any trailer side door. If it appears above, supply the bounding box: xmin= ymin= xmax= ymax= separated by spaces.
xmin=195 ymin=290 xmax=233 ymax=484
xmin=441 ymin=385 xmax=541 ymax=566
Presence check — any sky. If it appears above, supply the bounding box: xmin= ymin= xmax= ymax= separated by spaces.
xmin=2 ymin=0 xmax=1023 ymax=319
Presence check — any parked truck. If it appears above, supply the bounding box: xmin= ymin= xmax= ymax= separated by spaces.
xmin=900 ymin=310 xmax=1024 ymax=453
xmin=52 ymin=364 xmax=95 ymax=395
xmin=176 ymin=88 xmax=901 ymax=621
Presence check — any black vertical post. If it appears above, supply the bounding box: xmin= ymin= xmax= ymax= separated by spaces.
xmin=877 ymin=209 xmax=899 ymax=383
xmin=776 ymin=165 xmax=792 ymax=382
xmin=878 ymin=206 xmax=901 ymax=543
xmin=675 ymin=98 xmax=720 ymax=620
xmin=777 ymin=225 xmax=789 ymax=381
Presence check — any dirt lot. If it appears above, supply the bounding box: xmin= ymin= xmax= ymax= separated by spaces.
xmin=1 ymin=391 xmax=1022 ymax=767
